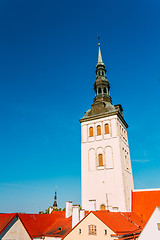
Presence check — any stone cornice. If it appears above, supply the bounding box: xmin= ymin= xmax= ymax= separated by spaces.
xmin=79 ymin=111 xmax=128 ymax=128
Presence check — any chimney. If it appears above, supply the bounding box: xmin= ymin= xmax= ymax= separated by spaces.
xmin=89 ymin=200 xmax=96 ymax=211
xmin=66 ymin=201 xmax=72 ymax=218
xmin=80 ymin=209 xmax=85 ymax=221
xmin=49 ymin=206 xmax=53 ymax=214
xmin=72 ymin=205 xmax=80 ymax=228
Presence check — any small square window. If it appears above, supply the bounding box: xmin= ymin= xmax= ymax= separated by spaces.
xmin=104 ymin=229 xmax=107 ymax=235
xmin=112 ymin=207 xmax=119 ymax=212
xmin=89 ymin=225 xmax=96 ymax=235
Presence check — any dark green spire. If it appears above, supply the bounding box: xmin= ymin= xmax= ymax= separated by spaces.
xmin=94 ymin=43 xmax=112 ymax=104
xmin=80 ymin=42 xmax=126 ymax=122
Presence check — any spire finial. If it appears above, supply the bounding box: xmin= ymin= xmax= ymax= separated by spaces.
xmin=53 ymin=191 xmax=57 ymax=209
xmin=98 ymin=36 xmax=100 ymax=46
xmin=97 ymin=36 xmax=104 ymax=65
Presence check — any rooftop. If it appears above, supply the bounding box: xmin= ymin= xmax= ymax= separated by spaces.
xmin=0 ymin=211 xmax=72 ymax=238
xmin=132 ymin=189 xmax=160 ymax=222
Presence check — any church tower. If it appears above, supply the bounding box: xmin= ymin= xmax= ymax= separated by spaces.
xmin=53 ymin=191 xmax=57 ymax=210
xmin=80 ymin=43 xmax=134 ymax=212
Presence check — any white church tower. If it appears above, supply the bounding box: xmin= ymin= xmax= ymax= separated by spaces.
xmin=80 ymin=43 xmax=134 ymax=212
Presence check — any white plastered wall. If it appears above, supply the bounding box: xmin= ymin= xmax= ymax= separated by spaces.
xmin=138 ymin=207 xmax=160 ymax=240
xmin=2 ymin=218 xmax=31 ymax=240
xmin=81 ymin=114 xmax=134 ymax=212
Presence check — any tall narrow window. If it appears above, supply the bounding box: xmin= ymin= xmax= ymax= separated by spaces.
xmin=97 ymin=125 xmax=101 ymax=135
xmin=105 ymin=123 xmax=109 ymax=134
xmin=124 ymin=130 xmax=126 ymax=140
xmin=125 ymin=155 xmax=129 ymax=170
xmin=98 ymin=88 xmax=101 ymax=94
xmin=89 ymin=127 xmax=93 ymax=137
xmin=104 ymin=87 xmax=107 ymax=93
xmin=98 ymin=154 xmax=103 ymax=166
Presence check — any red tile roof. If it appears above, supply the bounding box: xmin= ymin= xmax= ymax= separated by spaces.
xmin=0 ymin=213 xmax=33 ymax=239
xmin=0 ymin=213 xmax=17 ymax=234
xmin=132 ymin=189 xmax=160 ymax=222
xmin=63 ymin=210 xmax=145 ymax=240
xmin=92 ymin=211 xmax=145 ymax=236
xmin=0 ymin=210 xmax=146 ymax=239
xmin=20 ymin=211 xmax=72 ymax=238
xmin=0 ymin=211 xmax=72 ymax=238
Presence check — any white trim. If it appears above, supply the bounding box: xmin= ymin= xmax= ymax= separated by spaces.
xmin=133 ymin=188 xmax=160 ymax=192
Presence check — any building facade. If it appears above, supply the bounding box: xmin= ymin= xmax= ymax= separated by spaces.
xmin=80 ymin=44 xmax=134 ymax=211
xmin=63 ymin=211 xmax=145 ymax=240
xmin=138 ymin=207 xmax=160 ymax=240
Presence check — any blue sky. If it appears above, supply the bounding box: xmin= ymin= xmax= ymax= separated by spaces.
xmin=0 ymin=0 xmax=160 ymax=213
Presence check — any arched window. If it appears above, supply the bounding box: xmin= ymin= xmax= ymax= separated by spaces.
xmin=89 ymin=127 xmax=93 ymax=137
xmin=105 ymin=123 xmax=109 ymax=134
xmin=103 ymin=87 xmax=107 ymax=93
xmin=98 ymin=154 xmax=103 ymax=166
xmin=100 ymin=204 xmax=106 ymax=210
xmin=105 ymin=146 xmax=113 ymax=169
xmin=124 ymin=130 xmax=126 ymax=139
xmin=97 ymin=125 xmax=101 ymax=135
xmin=98 ymin=88 xmax=101 ymax=94
xmin=122 ymin=128 xmax=123 ymax=136
xmin=125 ymin=155 xmax=129 ymax=170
